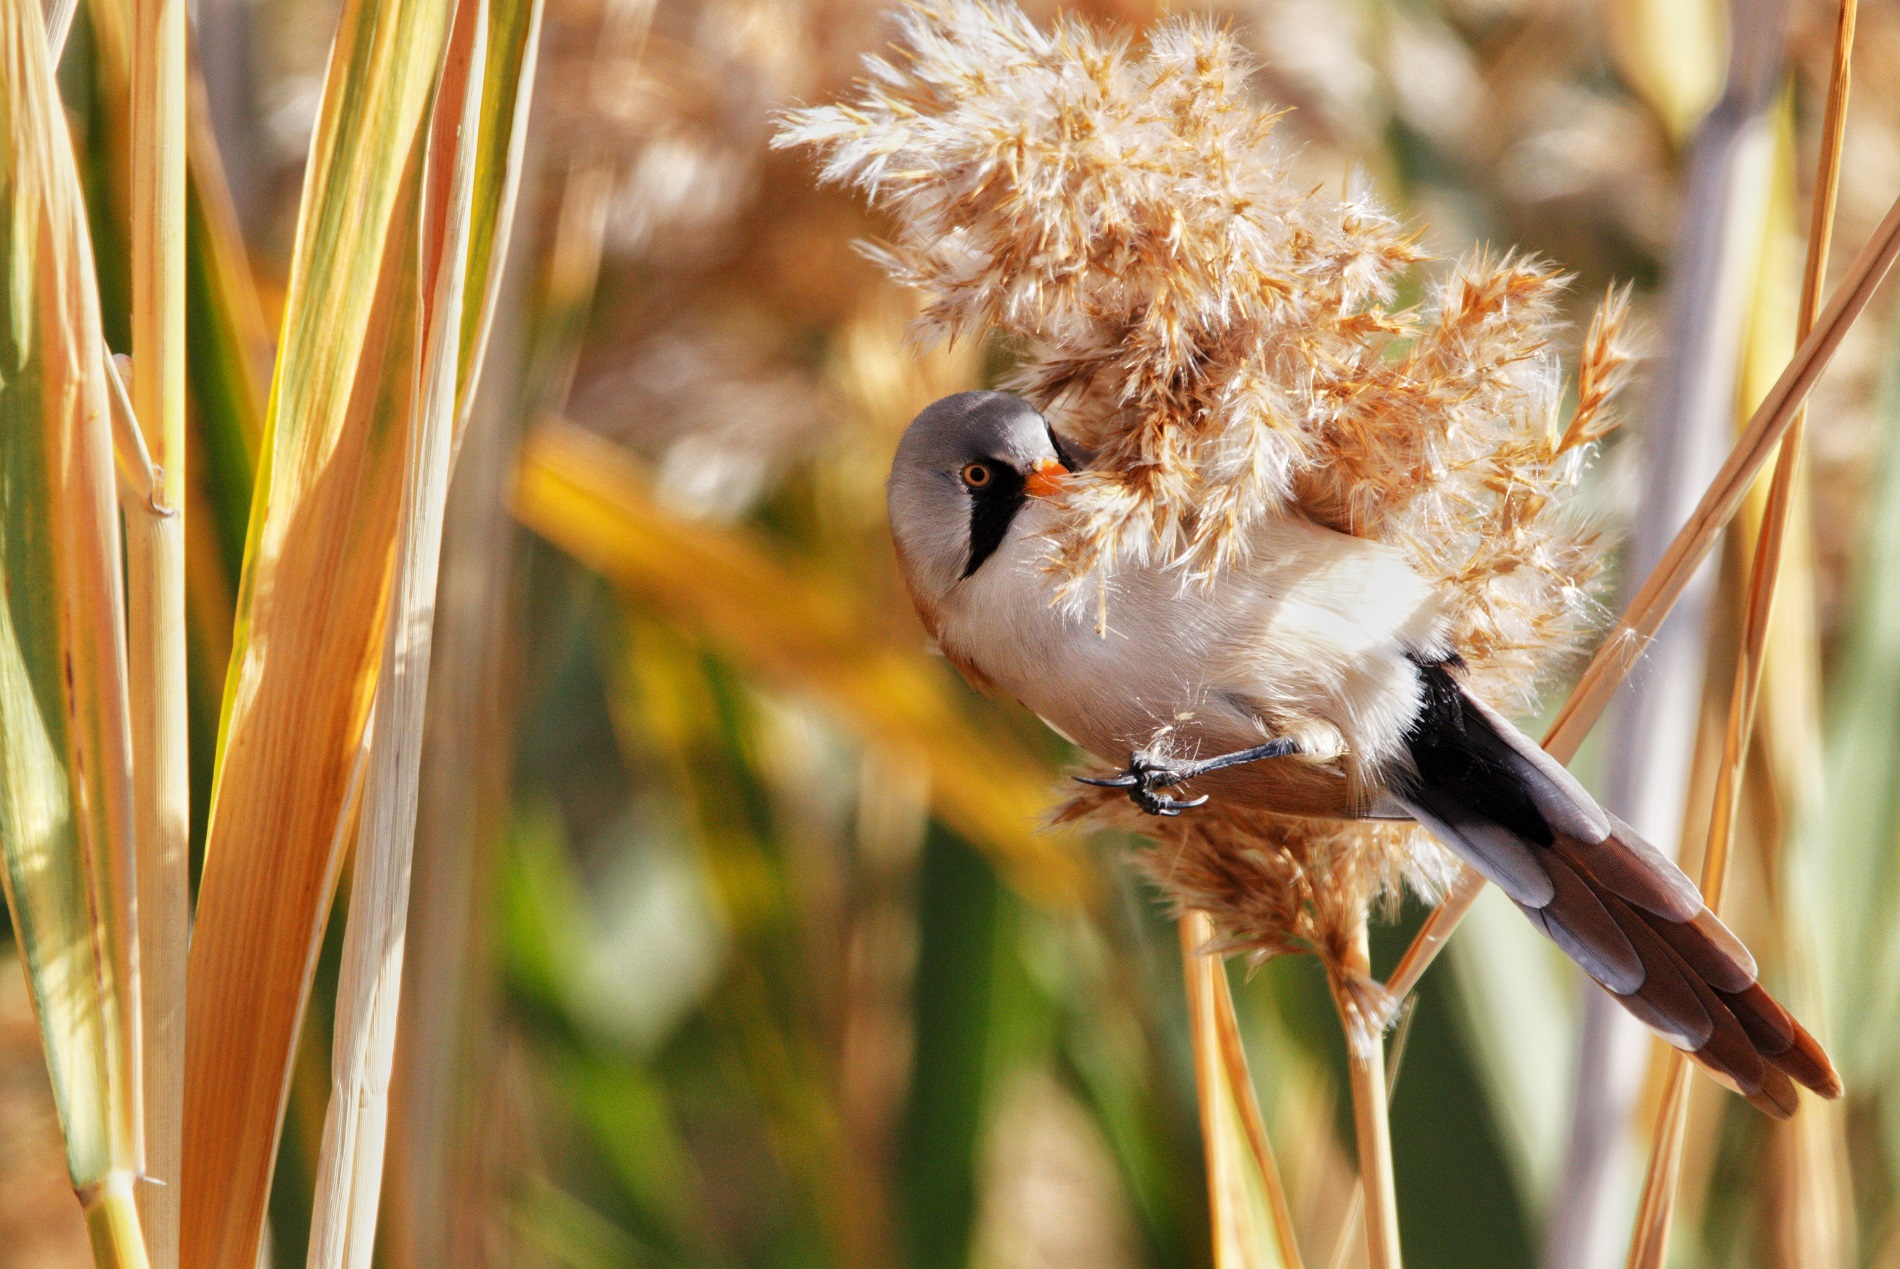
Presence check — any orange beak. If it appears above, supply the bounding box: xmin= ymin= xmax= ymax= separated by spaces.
xmin=1024 ymin=458 xmax=1069 ymax=498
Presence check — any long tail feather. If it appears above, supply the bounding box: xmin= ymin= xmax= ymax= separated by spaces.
xmin=1399 ymin=663 xmax=1839 ymax=1117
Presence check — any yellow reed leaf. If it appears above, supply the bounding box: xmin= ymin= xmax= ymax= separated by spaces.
xmin=181 ymin=0 xmax=546 ymax=1251
xmin=180 ymin=0 xmax=459 ymax=1260
xmin=511 ymin=419 xmax=1093 ymax=909
xmin=0 ymin=0 xmax=147 ymax=1262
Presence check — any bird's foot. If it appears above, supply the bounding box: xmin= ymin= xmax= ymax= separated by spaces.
xmin=1074 ymin=752 xmax=1208 ymax=816
xmin=1075 ymin=738 xmax=1300 ymax=817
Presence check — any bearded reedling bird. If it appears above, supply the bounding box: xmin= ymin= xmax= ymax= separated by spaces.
xmin=889 ymin=389 xmax=1839 ymax=1118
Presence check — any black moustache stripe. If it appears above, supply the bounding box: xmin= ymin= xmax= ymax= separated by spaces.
xmin=962 ymin=464 xmax=1028 ymax=578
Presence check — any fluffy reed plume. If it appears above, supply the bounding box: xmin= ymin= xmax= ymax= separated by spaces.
xmin=780 ymin=0 xmax=1631 ymax=1029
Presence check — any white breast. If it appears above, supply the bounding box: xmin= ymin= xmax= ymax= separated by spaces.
xmin=934 ymin=504 xmax=1452 ymax=781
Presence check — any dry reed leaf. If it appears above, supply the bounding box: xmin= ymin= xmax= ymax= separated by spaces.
xmin=511 ymin=419 xmax=1093 ymax=908
xmin=179 ymin=0 xmax=457 ymax=1259
xmin=307 ymin=0 xmax=543 ymax=1259
xmin=0 ymin=0 xmax=148 ymax=1260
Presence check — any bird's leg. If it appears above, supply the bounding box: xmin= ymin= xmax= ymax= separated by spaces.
xmin=1075 ymin=737 xmax=1300 ymax=817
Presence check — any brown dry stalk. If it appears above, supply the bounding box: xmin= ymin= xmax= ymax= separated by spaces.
xmin=1694 ymin=0 xmax=1851 ymax=921
xmin=1383 ymin=867 xmax=1486 ymax=1004
xmin=1624 ymin=1057 xmax=1696 ymax=1269
xmin=1624 ymin=5 xmax=1857 ymax=1266
xmin=1323 ymin=1003 xmax=1414 ymax=1269
xmin=1388 ymin=104 xmax=1900 ymax=1005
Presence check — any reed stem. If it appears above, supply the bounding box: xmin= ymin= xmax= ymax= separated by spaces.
xmin=1624 ymin=1058 xmax=1694 ymax=1269
xmin=1181 ymin=913 xmax=1246 ymax=1269
xmin=127 ymin=0 xmax=191 ymax=1253
xmin=1208 ymin=950 xmax=1305 ymax=1269
xmin=82 ymin=1172 xmax=153 ymax=1269
xmin=1332 ymin=917 xmax=1401 ymax=1269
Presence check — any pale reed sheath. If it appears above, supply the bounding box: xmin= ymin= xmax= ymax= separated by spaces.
xmin=305 ymin=2 xmax=487 ymax=1264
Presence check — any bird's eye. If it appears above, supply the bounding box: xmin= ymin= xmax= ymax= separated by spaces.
xmin=961 ymin=463 xmax=993 ymax=489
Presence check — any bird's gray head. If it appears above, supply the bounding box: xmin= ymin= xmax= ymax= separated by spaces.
xmin=887 ymin=391 xmax=1075 ymax=610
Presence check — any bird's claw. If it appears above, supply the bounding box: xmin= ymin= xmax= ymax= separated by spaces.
xmin=1075 ymin=753 xmax=1212 ymax=817
xmin=1074 ymin=737 xmax=1301 ymax=817
xmin=1135 ymin=788 xmax=1210 ymax=817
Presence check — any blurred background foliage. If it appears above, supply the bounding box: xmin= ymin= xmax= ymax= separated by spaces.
xmin=9 ymin=0 xmax=1900 ymax=1265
